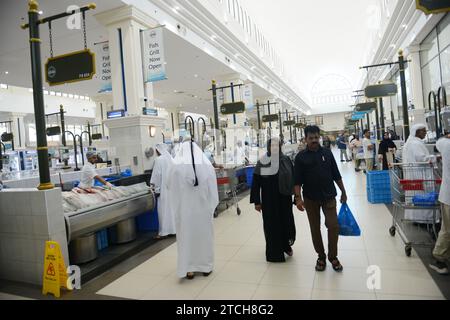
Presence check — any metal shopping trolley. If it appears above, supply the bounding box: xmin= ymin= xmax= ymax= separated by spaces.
xmin=389 ymin=163 xmax=442 ymax=256
xmin=215 ymin=167 xmax=241 ymax=216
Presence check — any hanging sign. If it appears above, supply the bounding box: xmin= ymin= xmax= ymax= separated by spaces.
xmin=262 ymin=114 xmax=279 ymax=123
xmin=95 ymin=42 xmax=112 ymax=93
xmin=45 ymin=49 xmax=95 ymax=86
xmin=365 ymin=82 xmax=397 ymax=98
xmin=355 ymin=102 xmax=377 ymax=112
xmin=293 ymin=123 xmax=305 ymax=128
xmin=416 ymin=0 xmax=450 ymax=14
xmin=142 ymin=27 xmax=167 ymax=83
xmin=283 ymin=120 xmax=295 ymax=126
xmin=242 ymin=84 xmax=254 ymax=110
xmin=92 ymin=133 xmax=103 ymax=140
xmin=42 ymin=241 xmax=69 ymax=298
xmin=220 ymin=102 xmax=245 ymax=115
xmin=1 ymin=132 xmax=13 ymax=142
xmin=46 ymin=126 xmax=61 ymax=136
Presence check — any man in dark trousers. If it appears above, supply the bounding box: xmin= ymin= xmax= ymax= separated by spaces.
xmin=294 ymin=125 xmax=347 ymax=272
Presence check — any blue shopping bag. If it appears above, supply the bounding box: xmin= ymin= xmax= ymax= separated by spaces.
xmin=338 ymin=203 xmax=361 ymax=236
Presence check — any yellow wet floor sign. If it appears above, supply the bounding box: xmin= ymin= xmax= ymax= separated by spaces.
xmin=42 ymin=241 xmax=69 ymax=298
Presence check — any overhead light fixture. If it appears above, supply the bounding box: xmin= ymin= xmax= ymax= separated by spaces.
xmin=211 ymin=35 xmax=217 ymax=41
xmin=0 ymin=84 xmax=8 ymax=89
xmin=401 ymin=24 xmax=408 ymax=29
xmin=4 ymin=71 xmax=8 ymax=75
xmin=390 ymin=44 xmax=396 ymax=48
xmin=194 ymin=74 xmax=198 ymax=78
xmin=38 ymin=10 xmax=43 ymax=15
xmin=251 ymin=66 xmax=256 ymax=71
xmin=28 ymin=88 xmax=33 ymax=93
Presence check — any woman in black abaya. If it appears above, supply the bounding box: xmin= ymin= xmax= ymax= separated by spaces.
xmin=250 ymin=138 xmax=296 ymax=262
xmin=378 ymin=132 xmax=397 ymax=170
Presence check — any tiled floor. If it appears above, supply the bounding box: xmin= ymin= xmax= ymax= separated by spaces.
xmin=95 ymin=150 xmax=446 ymax=300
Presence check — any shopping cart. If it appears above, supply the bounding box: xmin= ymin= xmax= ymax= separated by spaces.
xmin=215 ymin=167 xmax=241 ymax=216
xmin=389 ymin=162 xmax=442 ymax=256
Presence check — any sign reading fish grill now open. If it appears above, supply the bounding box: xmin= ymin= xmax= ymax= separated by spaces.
xmin=142 ymin=27 xmax=167 ymax=82
xmin=45 ymin=50 xmax=95 ymax=86
xmin=416 ymin=0 xmax=450 ymax=14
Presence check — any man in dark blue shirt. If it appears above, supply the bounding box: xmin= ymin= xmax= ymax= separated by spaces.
xmin=294 ymin=125 xmax=347 ymax=272
xmin=337 ymin=132 xmax=350 ymax=162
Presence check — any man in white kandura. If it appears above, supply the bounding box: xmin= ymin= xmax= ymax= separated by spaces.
xmin=430 ymin=134 xmax=450 ymax=274
xmin=78 ymin=151 xmax=113 ymax=191
xmin=402 ymin=124 xmax=437 ymax=222
xmin=167 ymin=139 xmax=218 ymax=280
xmin=150 ymin=144 xmax=176 ymax=239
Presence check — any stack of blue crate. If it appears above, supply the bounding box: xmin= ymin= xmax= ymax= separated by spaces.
xmin=96 ymin=229 xmax=109 ymax=251
xmin=366 ymin=170 xmax=392 ymax=204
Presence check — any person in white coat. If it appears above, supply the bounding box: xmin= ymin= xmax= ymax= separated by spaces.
xmin=430 ymin=134 xmax=450 ymax=274
xmin=402 ymin=124 xmax=437 ymax=222
xmin=150 ymin=144 xmax=176 ymax=239
xmin=167 ymin=139 xmax=219 ymax=279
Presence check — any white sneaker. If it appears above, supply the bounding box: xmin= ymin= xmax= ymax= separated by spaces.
xmin=429 ymin=261 xmax=449 ymax=275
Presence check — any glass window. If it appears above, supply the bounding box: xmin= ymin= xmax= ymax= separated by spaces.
xmin=422 ymin=56 xmax=441 ymax=107
xmin=438 ymin=14 xmax=450 ymax=51
xmin=421 ymin=29 xmax=439 ymax=66
xmin=441 ymin=46 xmax=450 ymax=103
xmin=28 ymin=125 xmax=37 ymax=143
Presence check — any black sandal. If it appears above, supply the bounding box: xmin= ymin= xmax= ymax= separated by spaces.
xmin=203 ymin=271 xmax=212 ymax=277
xmin=315 ymin=259 xmax=326 ymax=272
xmin=331 ymin=259 xmax=343 ymax=272
xmin=186 ymin=272 xmax=195 ymax=280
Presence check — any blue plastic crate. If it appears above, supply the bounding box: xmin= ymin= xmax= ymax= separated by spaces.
xmin=96 ymin=229 xmax=109 ymax=251
xmin=136 ymin=201 xmax=159 ymax=232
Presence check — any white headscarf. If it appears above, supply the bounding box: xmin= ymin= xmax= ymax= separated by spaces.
xmin=403 ymin=123 xmax=433 ymax=163
xmin=409 ymin=123 xmax=427 ymax=141
xmin=156 ymin=143 xmax=170 ymax=157
xmin=173 ymin=140 xmax=215 ymax=186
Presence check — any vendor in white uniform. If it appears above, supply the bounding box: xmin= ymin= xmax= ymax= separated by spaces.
xmin=402 ymin=124 xmax=437 ymax=222
xmin=78 ymin=151 xmax=113 ymax=191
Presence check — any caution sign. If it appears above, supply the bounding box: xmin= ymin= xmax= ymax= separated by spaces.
xmin=42 ymin=241 xmax=69 ymax=298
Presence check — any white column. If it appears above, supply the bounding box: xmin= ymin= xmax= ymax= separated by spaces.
xmin=408 ymin=45 xmax=425 ymax=110
xmin=9 ymin=113 xmax=27 ymax=149
xmin=95 ymin=5 xmax=158 ymax=116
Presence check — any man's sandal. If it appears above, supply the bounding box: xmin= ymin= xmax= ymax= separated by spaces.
xmin=315 ymin=259 xmax=326 ymax=272
xmin=331 ymin=259 xmax=343 ymax=272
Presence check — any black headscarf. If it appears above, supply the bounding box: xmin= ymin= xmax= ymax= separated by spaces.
xmin=254 ymin=138 xmax=294 ymax=195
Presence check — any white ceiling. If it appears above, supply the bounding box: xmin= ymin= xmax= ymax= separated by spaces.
xmin=0 ymin=0 xmax=273 ymax=120
xmin=241 ymin=0 xmax=380 ymax=112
